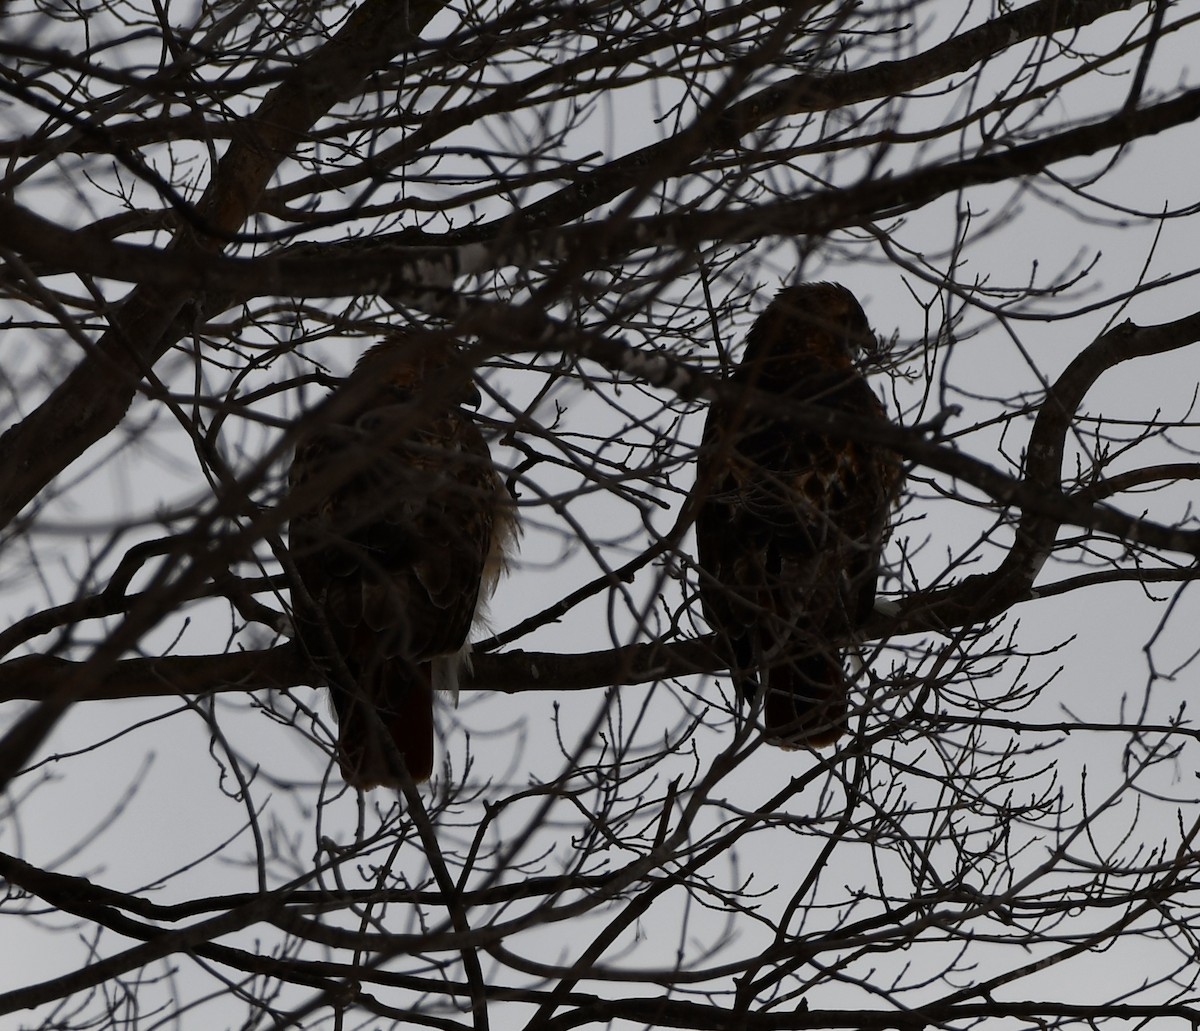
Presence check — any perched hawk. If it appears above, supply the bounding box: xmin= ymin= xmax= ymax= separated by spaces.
xmin=288 ymin=335 xmax=516 ymax=789
xmin=695 ymin=283 xmax=901 ymax=747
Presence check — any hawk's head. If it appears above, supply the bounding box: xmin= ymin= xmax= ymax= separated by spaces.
xmin=739 ymin=282 xmax=874 ymax=388
xmin=349 ymin=333 xmax=482 ymax=410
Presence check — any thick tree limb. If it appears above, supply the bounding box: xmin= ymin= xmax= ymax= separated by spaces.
xmin=5 ymin=86 xmax=1200 ymax=302
xmin=1 ymin=307 xmax=1198 ymax=712
xmin=0 ymin=0 xmax=447 ymax=530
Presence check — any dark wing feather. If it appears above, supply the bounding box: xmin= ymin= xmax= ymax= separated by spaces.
xmin=289 ymin=348 xmax=505 ymax=788
xmin=696 ymin=285 xmax=901 ymax=748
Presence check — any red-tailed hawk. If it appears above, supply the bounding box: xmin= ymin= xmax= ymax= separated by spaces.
xmin=288 ymin=335 xmax=516 ymax=789
xmin=695 ymin=283 xmax=901 ymax=747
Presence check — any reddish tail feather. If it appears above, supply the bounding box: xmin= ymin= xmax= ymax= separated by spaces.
xmin=333 ymin=664 xmax=434 ymax=788
xmin=760 ymin=648 xmax=848 ymax=748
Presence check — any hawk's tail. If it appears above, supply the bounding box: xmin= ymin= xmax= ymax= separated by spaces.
xmin=332 ymin=662 xmax=434 ymax=789
xmin=760 ymin=648 xmax=848 ymax=748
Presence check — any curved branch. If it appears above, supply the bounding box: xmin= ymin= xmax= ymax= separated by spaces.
xmin=963 ymin=309 xmax=1200 ymax=622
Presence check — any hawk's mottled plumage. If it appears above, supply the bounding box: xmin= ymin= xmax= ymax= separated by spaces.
xmin=696 ymin=283 xmax=901 ymax=747
xmin=289 ymin=336 xmax=515 ymax=788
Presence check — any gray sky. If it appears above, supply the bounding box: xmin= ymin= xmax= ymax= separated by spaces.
xmin=4 ymin=1 xmax=1200 ymax=1027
